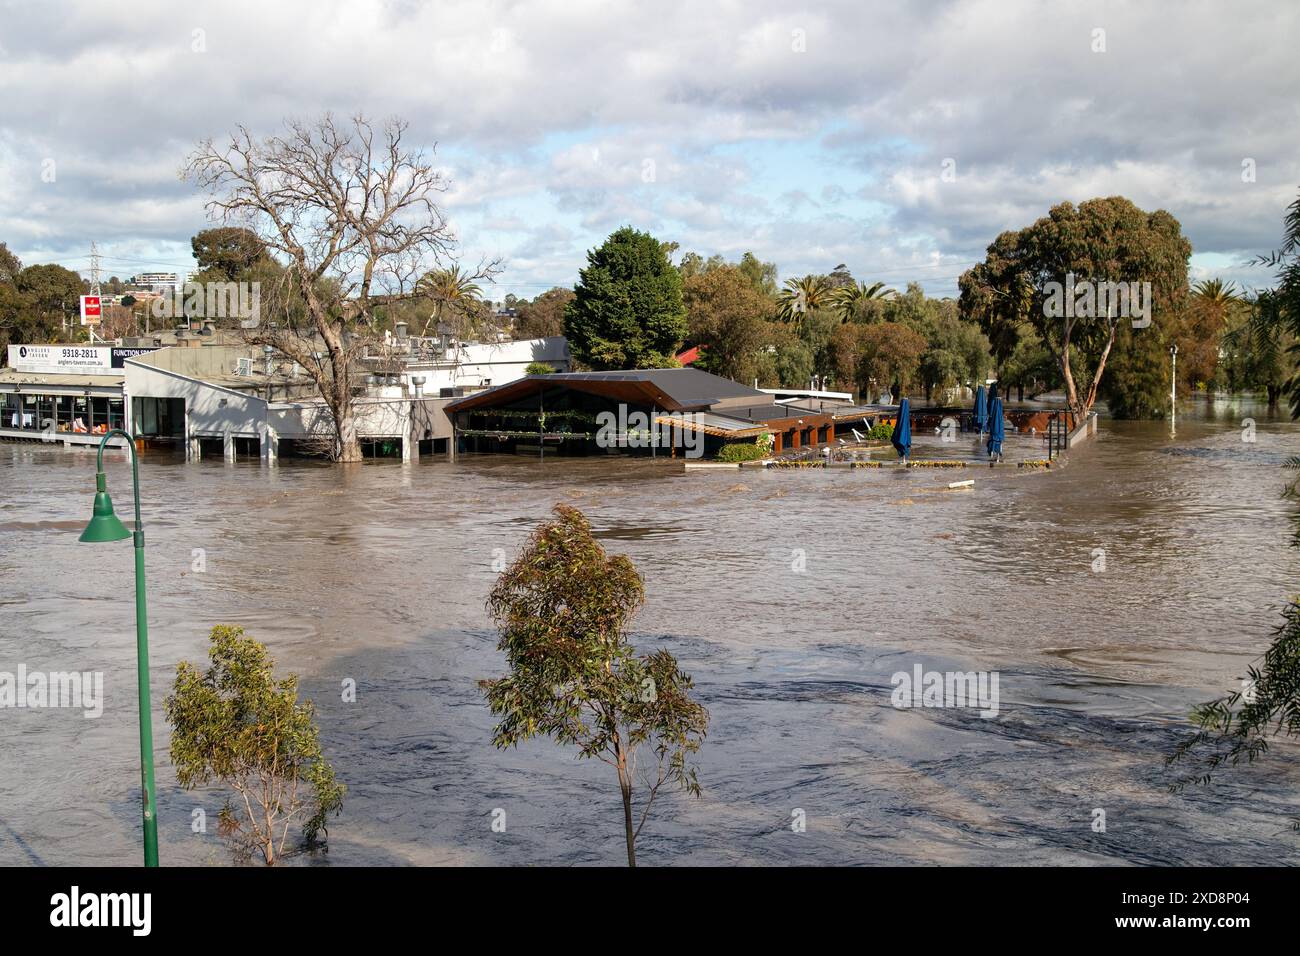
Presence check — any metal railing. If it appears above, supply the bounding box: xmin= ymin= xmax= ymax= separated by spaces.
xmin=1046 ymin=410 xmax=1066 ymax=460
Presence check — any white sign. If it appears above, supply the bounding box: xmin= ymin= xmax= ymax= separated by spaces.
xmin=8 ymin=345 xmax=113 ymax=375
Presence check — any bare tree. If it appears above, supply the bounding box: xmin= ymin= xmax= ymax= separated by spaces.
xmin=184 ymin=113 xmax=495 ymax=461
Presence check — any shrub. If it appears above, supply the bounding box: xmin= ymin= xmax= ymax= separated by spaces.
xmin=165 ymin=625 xmax=345 ymax=865
xmin=867 ymin=422 xmax=893 ymax=441
xmin=525 ymin=362 xmax=555 ymax=375
xmin=716 ymin=442 xmax=767 ymax=462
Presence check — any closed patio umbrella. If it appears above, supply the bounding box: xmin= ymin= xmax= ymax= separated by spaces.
xmin=987 ymin=397 xmax=1005 ymax=460
xmin=892 ymin=397 xmax=912 ymax=462
xmin=973 ymin=384 xmax=988 ymax=434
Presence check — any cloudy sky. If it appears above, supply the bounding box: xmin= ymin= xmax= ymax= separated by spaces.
xmin=1 ymin=0 xmax=1297 ymax=300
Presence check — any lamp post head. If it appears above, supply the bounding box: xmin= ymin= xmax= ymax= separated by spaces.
xmin=79 ymin=471 xmax=131 ymax=543
xmin=1170 ymin=343 xmax=1178 ymax=356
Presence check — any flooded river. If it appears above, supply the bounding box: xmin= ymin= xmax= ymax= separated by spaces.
xmin=2 ymin=396 xmax=1299 ymax=866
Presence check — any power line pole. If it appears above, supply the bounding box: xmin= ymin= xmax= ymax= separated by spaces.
xmin=89 ymin=241 xmax=103 ymax=297
xmin=88 ymin=242 xmax=103 ymax=342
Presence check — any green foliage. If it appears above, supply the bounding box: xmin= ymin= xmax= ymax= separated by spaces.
xmin=1220 ymin=290 xmax=1293 ymax=402
xmin=866 ymin=422 xmax=894 ymax=441
xmin=796 ymin=307 xmax=840 ymax=381
xmin=716 ymin=441 xmax=768 ymax=462
xmin=1 ymin=261 xmax=87 ymax=354
xmin=959 ymin=196 xmax=1191 ymax=418
xmin=191 ymin=227 xmax=269 ymax=281
xmin=0 ymin=241 xmax=21 ymax=286
xmin=776 ymin=275 xmax=831 ymax=324
xmin=1168 ymin=599 xmax=1300 ymax=824
xmin=524 ymin=361 xmax=556 ymax=375
xmin=682 ymin=265 xmax=771 ymax=382
xmin=830 ymin=279 xmax=895 ymax=322
xmin=17 ymin=263 xmax=85 ymax=316
xmin=915 ymin=303 xmax=991 ymax=397
xmin=998 ymin=325 xmax=1058 ymax=398
xmin=1168 ymin=457 xmax=1300 ymax=827
xmin=1180 ymin=279 xmax=1243 ymax=389
xmin=754 ymin=323 xmax=814 ymax=388
xmin=736 ymin=251 xmax=778 ymax=297
xmin=514 ymin=287 xmax=574 ymax=339
xmin=1101 ymin=320 xmax=1171 ymax=419
xmin=849 ymin=321 xmax=929 ymax=396
xmin=165 ymin=625 xmax=345 ymax=865
xmin=480 ymin=504 xmax=708 ymax=866
xmin=826 ymin=282 xmax=989 ymax=398
xmin=416 ymin=264 xmax=488 ymax=339
xmin=1248 ymin=189 xmax=1300 ymax=417
xmin=565 ymin=227 xmax=688 ymax=369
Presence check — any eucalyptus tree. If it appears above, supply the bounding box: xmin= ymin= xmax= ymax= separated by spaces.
xmin=481 ymin=505 xmax=709 ymax=867
xmin=166 ymin=625 xmax=345 ymax=866
xmin=959 ymin=197 xmax=1191 ymax=420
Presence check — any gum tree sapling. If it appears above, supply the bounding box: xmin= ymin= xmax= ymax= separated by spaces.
xmin=480 ymin=504 xmax=709 ymax=866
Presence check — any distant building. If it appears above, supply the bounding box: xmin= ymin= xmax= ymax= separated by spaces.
xmin=129 ymin=272 xmax=179 ymax=293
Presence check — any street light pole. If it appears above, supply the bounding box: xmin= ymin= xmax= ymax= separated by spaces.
xmin=79 ymin=429 xmax=159 ymax=867
xmin=1170 ymin=343 xmax=1178 ymax=430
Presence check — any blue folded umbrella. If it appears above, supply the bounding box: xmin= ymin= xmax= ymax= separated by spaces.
xmin=974 ymin=384 xmax=988 ymax=433
xmin=892 ymin=397 xmax=912 ymax=460
xmin=986 ymin=397 xmax=1005 ymax=458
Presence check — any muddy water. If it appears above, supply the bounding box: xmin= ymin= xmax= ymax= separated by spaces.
xmin=2 ymin=397 xmax=1298 ymax=866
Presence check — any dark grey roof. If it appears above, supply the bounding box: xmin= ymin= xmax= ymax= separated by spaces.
xmin=715 ymin=403 xmax=817 ymax=423
xmin=536 ymin=367 xmax=765 ymax=405
xmin=444 ymin=366 xmax=812 ymax=418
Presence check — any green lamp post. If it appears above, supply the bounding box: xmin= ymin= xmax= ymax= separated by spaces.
xmin=79 ymin=429 xmax=159 ymax=867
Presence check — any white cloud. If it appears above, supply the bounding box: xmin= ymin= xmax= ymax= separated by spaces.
xmin=0 ymin=0 xmax=1295 ymax=298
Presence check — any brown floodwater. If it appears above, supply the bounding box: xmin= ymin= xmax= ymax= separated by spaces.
xmin=2 ymin=396 xmax=1298 ymax=866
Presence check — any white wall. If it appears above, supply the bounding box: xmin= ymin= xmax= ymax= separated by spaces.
xmin=128 ymin=357 xmax=453 ymax=444
xmin=402 ymin=336 xmax=570 ymax=394
xmin=126 ymin=361 xmax=266 ymax=437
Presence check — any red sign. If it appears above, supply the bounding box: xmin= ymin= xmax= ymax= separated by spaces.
xmin=80 ymin=295 xmax=101 ymax=325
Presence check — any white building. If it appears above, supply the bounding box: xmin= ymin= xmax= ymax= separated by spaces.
xmin=123 ymin=344 xmax=452 ymax=462
xmin=129 ymin=272 xmax=179 ymax=293
xmin=370 ymin=334 xmax=570 ymax=397
xmin=3 ymin=332 xmax=570 ymax=460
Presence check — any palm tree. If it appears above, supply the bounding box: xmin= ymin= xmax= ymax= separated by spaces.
xmin=1191 ymin=277 xmax=1241 ymax=307
xmin=1183 ymin=278 xmax=1242 ymax=391
xmin=776 ymin=275 xmax=831 ymax=324
xmin=417 ymin=265 xmax=484 ymax=338
xmin=830 ymin=280 xmax=895 ymax=322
